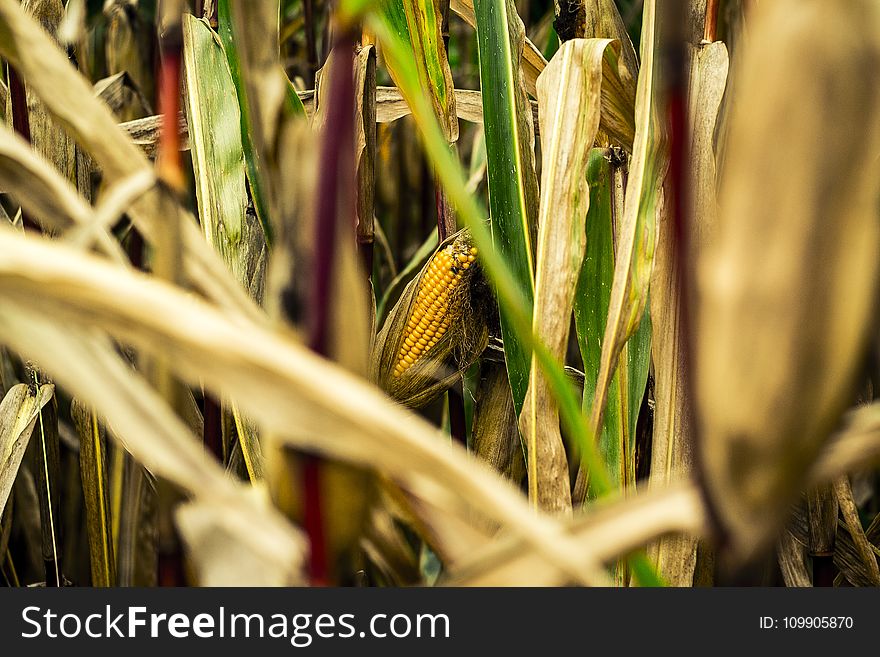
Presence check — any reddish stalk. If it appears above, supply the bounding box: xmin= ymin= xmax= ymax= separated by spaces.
xmin=155 ymin=3 xmax=187 ymax=588
xmin=704 ymin=0 xmax=720 ymax=42
xmin=304 ymin=0 xmax=319 ymax=88
xmin=202 ymin=394 xmax=224 ymax=462
xmin=305 ymin=26 xmax=359 ymax=586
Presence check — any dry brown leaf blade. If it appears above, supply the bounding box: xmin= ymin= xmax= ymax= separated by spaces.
xmin=0 ymin=0 xmax=261 ymax=321
xmin=0 ymin=228 xmax=605 ymax=586
xmin=521 ymin=38 xmax=614 ymax=513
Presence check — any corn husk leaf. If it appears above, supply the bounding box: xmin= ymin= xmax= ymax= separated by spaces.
xmin=376 ymin=229 xmax=439 ymax=323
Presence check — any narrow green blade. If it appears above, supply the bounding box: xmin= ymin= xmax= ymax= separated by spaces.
xmin=473 ymin=0 xmax=539 ymax=413
xmin=217 ymin=0 xmax=305 ymax=245
xmin=182 ymin=14 xmax=248 ymax=282
xmin=574 ymin=149 xmax=651 ymax=495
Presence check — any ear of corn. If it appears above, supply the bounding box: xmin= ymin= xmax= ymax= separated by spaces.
xmin=372 ymin=229 xmax=489 ymax=408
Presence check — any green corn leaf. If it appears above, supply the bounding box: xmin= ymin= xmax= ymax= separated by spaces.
xmin=573 ymin=0 xmax=667 ymax=504
xmin=71 ymin=401 xmax=116 ymax=587
xmin=182 ymin=14 xmax=249 ymax=285
xmin=575 ymin=149 xmax=651 ymax=498
xmin=473 ymin=0 xmax=540 ymax=414
xmin=218 ymin=0 xmax=306 ymax=246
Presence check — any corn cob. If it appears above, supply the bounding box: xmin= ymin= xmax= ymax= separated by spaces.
xmin=392 ymin=244 xmax=477 ymax=378
xmin=371 ymin=229 xmax=489 ymax=408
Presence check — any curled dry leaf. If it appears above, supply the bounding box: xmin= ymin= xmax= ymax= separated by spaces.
xmin=522 ymin=38 xmax=617 ymax=513
xmin=0 ymin=0 xmax=260 ymax=321
xmin=572 ymin=0 xmax=668 ymax=504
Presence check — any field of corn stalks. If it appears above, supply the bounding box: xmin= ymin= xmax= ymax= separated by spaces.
xmin=1 ymin=0 xmax=880 ymax=588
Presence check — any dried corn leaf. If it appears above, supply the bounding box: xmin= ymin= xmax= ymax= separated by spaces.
xmin=0 ymin=0 xmax=260 ymax=321
xmin=176 ymin=493 xmax=307 ymax=586
xmin=833 ymin=477 xmax=880 ymax=585
xmin=104 ymin=0 xmax=153 ymax=110
xmin=7 ymin=0 xmax=75 ymax=186
xmin=93 ymin=72 xmax=151 ymax=120
xmin=0 ymin=383 xmax=54 ymax=517
xmin=446 ymin=482 xmax=705 ymax=586
xmin=834 ymin=509 xmax=880 ymax=587
xmin=583 ymin=0 xmax=638 ymax=85
xmin=695 ymin=0 xmax=880 ymax=564
xmin=0 ymin=229 xmax=605 ymax=585
xmin=471 ymin=361 xmax=525 ymax=483
xmin=777 ymin=529 xmax=811 ymax=587
xmin=118 ymin=113 xmax=189 ymax=158
xmin=521 ymin=38 xmax=614 ymax=513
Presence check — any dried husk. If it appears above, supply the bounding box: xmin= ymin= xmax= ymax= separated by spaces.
xmin=471 ymin=360 xmax=526 ymax=484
